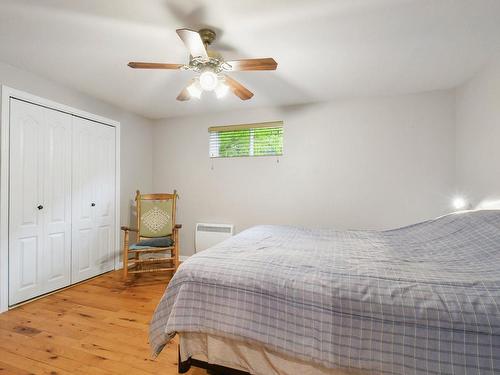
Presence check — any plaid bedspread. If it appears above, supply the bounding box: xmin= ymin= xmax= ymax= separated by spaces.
xmin=150 ymin=210 xmax=500 ymax=374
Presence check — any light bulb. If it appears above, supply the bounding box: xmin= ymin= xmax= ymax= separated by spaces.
xmin=215 ymin=81 xmax=229 ymax=98
xmin=452 ymin=196 xmax=467 ymax=210
xmin=186 ymin=81 xmax=202 ymax=99
xmin=199 ymin=71 xmax=218 ymax=91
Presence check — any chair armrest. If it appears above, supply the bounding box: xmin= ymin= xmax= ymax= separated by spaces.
xmin=174 ymin=224 xmax=182 ymax=230
xmin=121 ymin=226 xmax=138 ymax=232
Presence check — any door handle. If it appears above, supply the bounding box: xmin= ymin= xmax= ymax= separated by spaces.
xmin=91 ymin=202 xmax=96 ymax=207
xmin=37 ymin=205 xmax=43 ymax=210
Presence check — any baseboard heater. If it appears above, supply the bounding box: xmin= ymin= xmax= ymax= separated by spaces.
xmin=195 ymin=223 xmax=234 ymax=253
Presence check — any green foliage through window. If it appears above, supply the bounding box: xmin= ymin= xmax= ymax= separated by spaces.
xmin=218 ymin=129 xmax=251 ymax=157
xmin=253 ymin=127 xmax=283 ymax=156
xmin=209 ymin=122 xmax=283 ymax=158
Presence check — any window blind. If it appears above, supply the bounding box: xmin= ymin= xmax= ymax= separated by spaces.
xmin=209 ymin=121 xmax=283 ymax=158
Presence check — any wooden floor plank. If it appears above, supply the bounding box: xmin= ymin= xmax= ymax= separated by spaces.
xmin=0 ymin=361 xmax=33 ymax=375
xmin=0 ymin=271 xmax=205 ymax=374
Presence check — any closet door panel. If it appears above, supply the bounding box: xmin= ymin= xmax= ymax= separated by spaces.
xmin=9 ymin=100 xmax=46 ymax=305
xmin=76 ymin=228 xmax=92 ymax=270
xmin=46 ymin=234 xmax=65 ymax=281
xmin=96 ymin=226 xmax=113 ymax=271
xmin=71 ymin=117 xmax=96 ymax=282
xmin=16 ymin=238 xmax=39 ymax=291
xmin=43 ymin=109 xmax=72 ymax=291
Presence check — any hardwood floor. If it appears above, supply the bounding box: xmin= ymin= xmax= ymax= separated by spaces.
xmin=0 ymin=271 xmax=205 ymax=375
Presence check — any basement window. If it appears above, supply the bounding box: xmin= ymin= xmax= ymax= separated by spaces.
xmin=209 ymin=121 xmax=283 ymax=158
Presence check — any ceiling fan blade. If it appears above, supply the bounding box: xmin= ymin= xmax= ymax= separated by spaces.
xmin=176 ymin=80 xmax=195 ymax=101
xmin=128 ymin=62 xmax=183 ymax=69
xmin=224 ymin=75 xmax=254 ymax=100
xmin=225 ymin=58 xmax=277 ymax=71
xmin=176 ymin=28 xmax=209 ymax=60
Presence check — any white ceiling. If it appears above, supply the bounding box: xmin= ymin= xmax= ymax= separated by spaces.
xmin=1 ymin=0 xmax=500 ymax=119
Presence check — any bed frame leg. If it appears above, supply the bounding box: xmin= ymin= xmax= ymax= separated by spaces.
xmin=178 ymin=345 xmax=191 ymax=373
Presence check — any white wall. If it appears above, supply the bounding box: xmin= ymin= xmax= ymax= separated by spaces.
xmin=455 ymin=57 xmax=500 ymax=209
xmin=153 ymin=91 xmax=456 ymax=256
xmin=0 ymin=61 xmax=154 ymax=227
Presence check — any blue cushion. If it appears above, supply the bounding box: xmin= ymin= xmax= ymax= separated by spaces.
xmin=135 ymin=236 xmax=174 ymax=247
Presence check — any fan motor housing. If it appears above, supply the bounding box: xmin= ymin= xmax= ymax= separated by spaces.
xmin=199 ymin=28 xmax=216 ymax=46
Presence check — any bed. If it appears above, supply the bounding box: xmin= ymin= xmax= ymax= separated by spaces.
xmin=150 ymin=210 xmax=500 ymax=374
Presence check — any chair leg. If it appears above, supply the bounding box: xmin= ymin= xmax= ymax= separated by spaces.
xmin=123 ymin=230 xmax=129 ymax=279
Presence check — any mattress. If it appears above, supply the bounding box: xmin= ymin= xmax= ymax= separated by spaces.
xmin=150 ymin=210 xmax=500 ymax=374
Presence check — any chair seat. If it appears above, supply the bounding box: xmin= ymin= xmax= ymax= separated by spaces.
xmin=129 ymin=243 xmax=174 ymax=250
xmin=128 ymin=254 xmax=174 ymax=266
xmin=138 ymin=249 xmax=171 ymax=257
xmin=127 ymin=254 xmax=176 ymax=274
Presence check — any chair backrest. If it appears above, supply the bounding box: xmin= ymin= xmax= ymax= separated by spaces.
xmin=135 ymin=190 xmax=177 ymax=239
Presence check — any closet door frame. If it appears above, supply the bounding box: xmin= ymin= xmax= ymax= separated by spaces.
xmin=0 ymin=85 xmax=121 ymax=313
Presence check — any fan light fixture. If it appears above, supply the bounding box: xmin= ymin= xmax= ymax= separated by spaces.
xmin=187 ymin=81 xmax=202 ymax=99
xmin=199 ymin=70 xmax=219 ymax=91
xmin=215 ymin=81 xmax=229 ymax=98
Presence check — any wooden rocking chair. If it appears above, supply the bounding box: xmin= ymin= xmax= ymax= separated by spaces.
xmin=121 ymin=190 xmax=181 ymax=278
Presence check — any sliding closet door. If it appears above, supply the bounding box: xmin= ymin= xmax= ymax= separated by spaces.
xmin=9 ymin=99 xmax=72 ymax=305
xmin=72 ymin=117 xmax=115 ymax=283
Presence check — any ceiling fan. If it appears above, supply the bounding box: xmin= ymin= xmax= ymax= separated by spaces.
xmin=128 ymin=28 xmax=278 ymax=101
